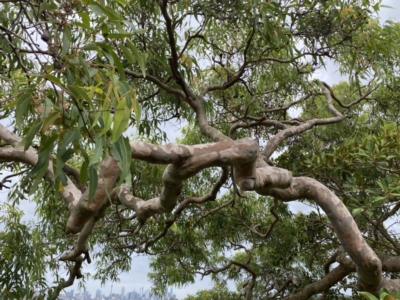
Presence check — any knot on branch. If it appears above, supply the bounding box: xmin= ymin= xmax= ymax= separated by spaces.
xmin=254 ymin=167 xmax=293 ymax=195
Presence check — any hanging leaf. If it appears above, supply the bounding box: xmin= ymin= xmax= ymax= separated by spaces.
xmin=88 ymin=165 xmax=98 ymax=202
xmin=61 ymin=26 xmax=71 ymax=56
xmin=28 ymin=135 xmax=58 ymax=192
xmin=59 ymin=128 xmax=80 ymax=150
xmin=89 ymin=134 xmax=104 ymax=165
xmin=19 ymin=119 xmax=42 ymax=151
xmin=68 ymin=85 xmax=94 ymax=109
xmin=79 ymin=57 xmax=91 ymax=82
xmin=80 ymin=159 xmax=89 ymax=184
xmin=44 ymin=74 xmax=62 ymax=86
xmin=111 ymin=97 xmax=130 ymax=143
xmin=41 ymin=111 xmax=61 ymax=133
xmin=16 ymin=90 xmax=32 ymax=130
xmin=99 ymin=109 xmax=113 ymax=137
xmin=126 ymin=40 xmax=146 ymax=77
xmin=110 ymin=50 xmax=127 ymax=81
xmin=132 ymin=92 xmax=141 ymax=128
xmin=120 ymin=44 xmax=136 ymax=64
xmin=111 ymin=136 xmax=132 ymax=185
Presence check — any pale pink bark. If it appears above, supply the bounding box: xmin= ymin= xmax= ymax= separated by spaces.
xmin=0 ymin=124 xmax=81 ymax=209
xmin=66 ymin=157 xmax=120 ymax=233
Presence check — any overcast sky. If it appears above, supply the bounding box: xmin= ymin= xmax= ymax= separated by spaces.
xmin=2 ymin=1 xmax=399 ymax=299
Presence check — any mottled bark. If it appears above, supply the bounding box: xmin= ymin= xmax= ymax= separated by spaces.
xmin=266 ymin=177 xmax=382 ymax=293
xmin=66 ymin=157 xmax=120 ymax=234
xmin=0 ymin=124 xmax=81 ymax=209
xmin=0 ymin=95 xmax=397 ymax=297
xmin=118 ymin=138 xmax=258 ymax=222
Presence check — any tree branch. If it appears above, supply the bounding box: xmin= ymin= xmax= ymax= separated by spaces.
xmin=262 ymin=84 xmax=345 ymax=160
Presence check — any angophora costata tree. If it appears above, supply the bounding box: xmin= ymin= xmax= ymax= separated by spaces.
xmin=1 ymin=0 xmax=400 ymax=298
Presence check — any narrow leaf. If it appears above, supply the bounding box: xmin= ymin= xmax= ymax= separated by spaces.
xmin=41 ymin=111 xmax=61 ymax=133
xmin=44 ymin=74 xmax=62 ymax=86
xmin=133 ymin=92 xmax=141 ymax=128
xmin=88 ymin=165 xmax=98 ymax=202
xmin=89 ymin=134 xmax=104 ymax=165
xmin=80 ymin=159 xmax=89 ymax=183
xmin=111 ymin=98 xmax=130 ymax=143
xmin=20 ymin=119 xmax=42 ymax=151
xmin=16 ymin=91 xmax=32 ymax=130
xmin=126 ymin=40 xmax=146 ymax=77
xmin=120 ymin=44 xmax=136 ymax=64
xmin=59 ymin=128 xmax=80 ymax=150
xmin=61 ymin=26 xmax=71 ymax=56
xmin=111 ymin=136 xmax=132 ymax=184
xmin=110 ymin=50 xmax=126 ymax=81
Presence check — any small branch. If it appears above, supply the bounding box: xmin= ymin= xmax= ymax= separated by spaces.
xmin=322 ymin=81 xmax=378 ymax=108
xmin=262 ymin=83 xmax=345 ymax=160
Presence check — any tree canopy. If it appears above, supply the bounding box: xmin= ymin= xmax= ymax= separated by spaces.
xmin=1 ymin=0 xmax=400 ymax=299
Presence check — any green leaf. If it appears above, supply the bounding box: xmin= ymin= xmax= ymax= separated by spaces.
xmin=79 ymin=12 xmax=91 ymax=28
xmin=122 ymin=21 xmax=146 ymax=34
xmin=72 ymin=21 xmax=91 ymax=30
xmin=88 ymin=165 xmax=98 ymax=202
xmin=396 ymin=287 xmax=400 ymax=299
xmin=111 ymin=98 xmax=130 ymax=143
xmin=83 ymin=42 xmax=98 ymax=51
xmin=88 ymin=4 xmax=104 ymax=16
xmin=120 ymin=44 xmax=136 ymax=64
xmin=99 ymin=108 xmax=113 ymax=137
xmin=89 ymin=134 xmax=104 ymax=165
xmin=79 ymin=57 xmax=91 ymax=82
xmin=59 ymin=128 xmax=80 ymax=150
xmin=68 ymin=85 xmax=94 ymax=109
xmin=133 ymin=92 xmax=141 ymax=128
xmin=61 ymin=26 xmax=71 ymax=56
xmin=89 ymin=2 xmax=121 ymax=20
xmin=126 ymin=40 xmax=146 ymax=77
xmin=55 ymin=148 xmax=75 ymax=178
xmin=44 ymin=74 xmax=62 ymax=86
xmin=19 ymin=119 xmax=42 ymax=151
xmin=352 ymin=208 xmax=363 ymax=216
xmin=16 ymin=90 xmax=32 ymax=130
xmin=110 ymin=50 xmax=126 ymax=81
xmin=80 ymin=159 xmax=89 ymax=183
xmin=58 ymin=170 xmax=68 ymax=186
xmin=118 ymin=80 xmax=133 ymax=107
xmin=111 ymin=136 xmax=132 ymax=184
xmin=359 ymin=291 xmax=379 ymax=300
xmin=29 ymin=135 xmax=58 ymax=192
xmin=41 ymin=111 xmax=61 ymax=133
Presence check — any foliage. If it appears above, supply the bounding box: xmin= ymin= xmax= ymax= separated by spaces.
xmin=0 ymin=204 xmax=48 ymax=299
xmin=0 ymin=0 xmax=400 ymax=299
xmin=183 ymin=283 xmax=238 ymax=300
xmin=360 ymin=288 xmax=400 ymax=300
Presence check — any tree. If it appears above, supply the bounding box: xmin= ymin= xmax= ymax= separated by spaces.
xmin=1 ymin=0 xmax=400 ymax=299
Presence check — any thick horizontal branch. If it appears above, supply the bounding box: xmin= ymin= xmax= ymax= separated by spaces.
xmin=0 ymin=124 xmax=81 ymax=209
xmin=130 ymin=138 xmax=258 ymax=168
xmin=117 ymin=139 xmax=259 ymax=222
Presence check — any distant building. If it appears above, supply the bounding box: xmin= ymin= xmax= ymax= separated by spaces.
xmin=96 ymin=289 xmax=102 ymax=299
